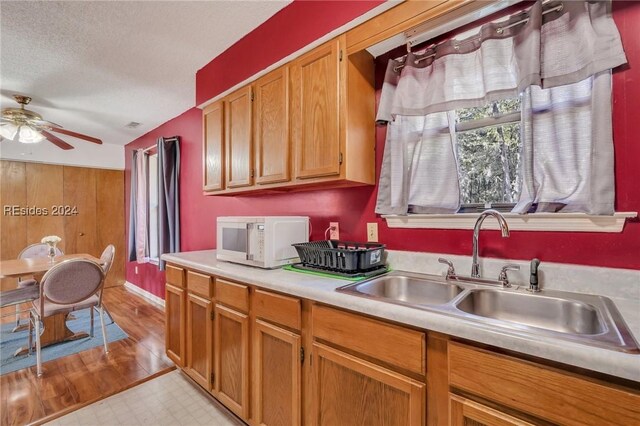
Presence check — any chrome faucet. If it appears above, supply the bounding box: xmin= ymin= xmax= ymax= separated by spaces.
xmin=471 ymin=209 xmax=510 ymax=278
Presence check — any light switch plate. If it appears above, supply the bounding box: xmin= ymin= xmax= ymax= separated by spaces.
xmin=329 ymin=222 xmax=340 ymax=240
xmin=367 ymin=222 xmax=378 ymax=242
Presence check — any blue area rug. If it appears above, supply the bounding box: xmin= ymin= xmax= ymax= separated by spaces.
xmin=0 ymin=308 xmax=128 ymax=375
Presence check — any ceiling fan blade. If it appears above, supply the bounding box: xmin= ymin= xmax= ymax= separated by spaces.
xmin=47 ymin=127 xmax=102 ymax=144
xmin=41 ymin=130 xmax=75 ymax=150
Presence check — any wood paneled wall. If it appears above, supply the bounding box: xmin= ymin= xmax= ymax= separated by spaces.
xmin=0 ymin=160 xmax=125 ymax=288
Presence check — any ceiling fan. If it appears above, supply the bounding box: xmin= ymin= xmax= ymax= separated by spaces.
xmin=0 ymin=95 xmax=102 ymax=150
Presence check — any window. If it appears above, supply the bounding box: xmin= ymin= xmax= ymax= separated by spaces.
xmin=374 ymin=0 xmax=634 ymax=231
xmin=455 ymin=98 xmax=521 ymax=211
xmin=147 ymin=153 xmax=159 ymax=262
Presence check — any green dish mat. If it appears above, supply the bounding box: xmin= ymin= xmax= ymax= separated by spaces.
xmin=283 ymin=264 xmax=390 ymax=281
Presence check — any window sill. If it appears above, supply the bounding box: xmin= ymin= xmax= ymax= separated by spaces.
xmin=382 ymin=212 xmax=637 ymax=233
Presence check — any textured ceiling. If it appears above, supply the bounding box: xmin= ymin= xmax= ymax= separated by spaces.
xmin=0 ymin=0 xmax=290 ymax=147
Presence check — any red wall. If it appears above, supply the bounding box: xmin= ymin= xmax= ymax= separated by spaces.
xmin=127 ymin=1 xmax=640 ymax=298
xmin=196 ymin=0 xmax=384 ymax=105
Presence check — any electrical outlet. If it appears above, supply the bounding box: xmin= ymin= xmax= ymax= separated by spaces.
xmin=329 ymin=222 xmax=340 ymax=240
xmin=135 ymin=266 xmax=139 ymax=274
xmin=367 ymin=222 xmax=378 ymax=242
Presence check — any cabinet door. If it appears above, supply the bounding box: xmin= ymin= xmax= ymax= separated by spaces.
xmin=203 ymin=100 xmax=225 ymax=192
xmin=225 ymin=86 xmax=253 ymax=188
xmin=186 ymin=292 xmax=213 ymax=389
xmin=253 ymin=319 xmax=301 ymax=426
xmin=290 ymin=39 xmax=341 ymax=180
xmin=254 ymin=67 xmax=290 ymax=185
xmin=214 ymin=304 xmax=250 ymax=419
xmin=96 ymin=169 xmax=125 ymax=287
xmin=63 ymin=166 xmax=98 ymax=256
xmin=165 ymin=283 xmax=185 ymax=367
xmin=449 ymin=394 xmax=534 ymax=426
xmin=313 ymin=343 xmax=424 ymax=426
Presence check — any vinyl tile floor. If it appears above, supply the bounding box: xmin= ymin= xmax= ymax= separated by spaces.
xmin=46 ymin=370 xmax=244 ymax=426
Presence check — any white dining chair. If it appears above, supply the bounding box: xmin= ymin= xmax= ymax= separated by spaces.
xmin=29 ymin=258 xmax=108 ymax=376
xmin=14 ymin=243 xmax=64 ymax=330
xmin=94 ymin=244 xmax=115 ymax=325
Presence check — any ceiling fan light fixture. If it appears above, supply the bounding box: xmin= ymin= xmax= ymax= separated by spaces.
xmin=0 ymin=122 xmax=19 ymax=140
xmin=18 ymin=125 xmax=46 ymax=144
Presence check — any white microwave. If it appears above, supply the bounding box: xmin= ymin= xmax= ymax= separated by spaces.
xmin=216 ymin=216 xmax=309 ymax=268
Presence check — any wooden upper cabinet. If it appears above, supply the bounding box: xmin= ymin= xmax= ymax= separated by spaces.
xmin=254 ymin=67 xmax=290 ymax=185
xmin=201 ymin=34 xmax=374 ymax=195
xmin=290 ymin=38 xmax=341 ymax=180
xmin=203 ymin=100 xmax=224 ymax=192
xmin=225 ymin=86 xmax=253 ymax=189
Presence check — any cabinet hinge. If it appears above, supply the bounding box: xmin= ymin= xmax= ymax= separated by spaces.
xmin=210 ymin=311 xmax=215 ymax=321
xmin=250 ymin=89 xmax=254 ymax=102
xmin=250 ymin=169 xmax=255 ymax=178
xmin=339 ymin=49 xmax=343 ymax=62
xmin=339 ymin=152 xmax=343 ymax=165
xmin=300 ymin=347 xmax=305 ymax=364
xmin=211 ymin=372 xmax=215 ymax=383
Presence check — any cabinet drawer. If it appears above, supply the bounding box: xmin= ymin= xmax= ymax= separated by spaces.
xmin=312 ymin=304 xmax=425 ymax=375
xmin=254 ymin=289 xmax=301 ymax=331
xmin=216 ymin=279 xmax=249 ymax=312
xmin=166 ymin=264 xmax=184 ymax=288
xmin=448 ymin=342 xmax=640 ymax=426
xmin=186 ymin=271 xmax=213 ymax=298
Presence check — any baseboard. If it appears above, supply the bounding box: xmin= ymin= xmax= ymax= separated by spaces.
xmin=124 ymin=281 xmax=165 ymax=309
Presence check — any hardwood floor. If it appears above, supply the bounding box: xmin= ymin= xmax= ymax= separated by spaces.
xmin=1 ymin=286 xmax=175 ymax=426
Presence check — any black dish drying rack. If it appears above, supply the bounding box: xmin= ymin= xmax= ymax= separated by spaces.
xmin=292 ymin=240 xmax=386 ymax=274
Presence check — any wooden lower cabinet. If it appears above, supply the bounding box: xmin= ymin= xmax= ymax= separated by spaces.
xmin=312 ymin=343 xmax=425 ymax=426
xmin=165 ymin=283 xmax=185 ymax=367
xmin=214 ymin=303 xmax=250 ymax=419
xmin=448 ymin=342 xmax=640 ymax=426
xmin=165 ymin=266 xmax=640 ymax=426
xmin=253 ymin=319 xmax=301 ymax=426
xmin=185 ymin=292 xmax=213 ymax=390
xmin=449 ymin=395 xmax=533 ymax=426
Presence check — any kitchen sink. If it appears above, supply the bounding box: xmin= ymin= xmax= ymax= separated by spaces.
xmin=338 ymin=273 xmax=462 ymax=306
xmin=336 ymin=270 xmax=640 ymax=353
xmin=455 ymin=289 xmax=606 ymax=335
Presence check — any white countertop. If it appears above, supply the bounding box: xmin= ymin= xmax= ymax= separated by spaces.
xmin=162 ymin=250 xmax=640 ymax=382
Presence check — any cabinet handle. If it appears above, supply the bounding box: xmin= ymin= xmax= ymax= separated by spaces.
xmin=79 ymin=232 xmax=85 ymax=236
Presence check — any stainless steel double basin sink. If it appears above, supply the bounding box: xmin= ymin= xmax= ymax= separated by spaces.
xmin=336 ymin=271 xmax=639 ymax=353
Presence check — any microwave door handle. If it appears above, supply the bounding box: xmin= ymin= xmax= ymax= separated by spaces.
xmin=246 ymin=223 xmax=254 ymax=261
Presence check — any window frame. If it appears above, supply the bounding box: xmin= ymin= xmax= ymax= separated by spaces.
xmin=454 ymin=100 xmax=522 ymax=211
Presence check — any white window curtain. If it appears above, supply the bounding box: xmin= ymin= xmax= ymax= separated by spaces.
xmin=127 ymin=149 xmax=149 ymax=263
xmin=376 ymin=112 xmax=460 ymax=214
xmin=375 ymin=0 xmax=627 ymax=215
xmin=513 ymin=71 xmax=615 ymax=214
